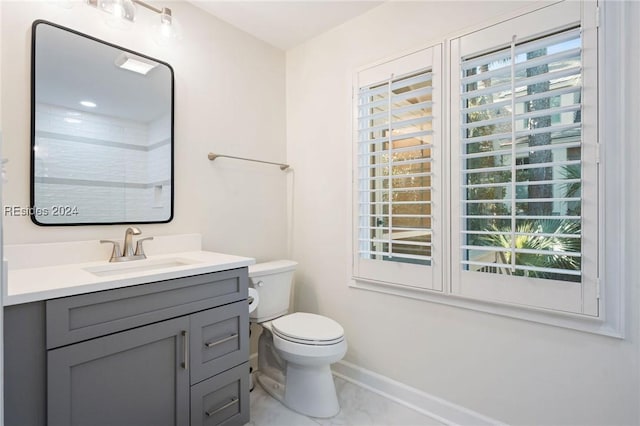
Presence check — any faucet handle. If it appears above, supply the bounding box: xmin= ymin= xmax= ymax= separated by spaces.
xmin=100 ymin=240 xmax=122 ymax=262
xmin=134 ymin=237 xmax=154 ymax=258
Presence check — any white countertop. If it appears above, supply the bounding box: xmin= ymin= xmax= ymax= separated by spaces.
xmin=4 ymin=250 xmax=255 ymax=306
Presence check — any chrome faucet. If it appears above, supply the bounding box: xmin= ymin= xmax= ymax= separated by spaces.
xmin=101 ymin=227 xmax=154 ymax=262
xmin=123 ymin=227 xmax=141 ymax=257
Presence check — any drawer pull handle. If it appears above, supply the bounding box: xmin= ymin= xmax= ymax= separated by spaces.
xmin=181 ymin=330 xmax=189 ymax=370
xmin=205 ymin=397 xmax=239 ymax=417
xmin=205 ymin=333 xmax=238 ymax=348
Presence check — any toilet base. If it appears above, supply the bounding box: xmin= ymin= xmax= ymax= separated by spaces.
xmin=285 ymin=363 xmax=341 ymax=418
xmin=256 ymin=364 xmax=341 ymax=418
xmin=256 ymin=371 xmax=285 ymax=402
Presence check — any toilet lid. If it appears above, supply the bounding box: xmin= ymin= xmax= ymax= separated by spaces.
xmin=271 ymin=313 xmax=344 ymax=344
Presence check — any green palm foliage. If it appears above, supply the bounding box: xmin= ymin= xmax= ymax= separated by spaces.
xmin=481 ymin=219 xmax=581 ymax=280
xmin=562 ymin=164 xmax=581 ymax=198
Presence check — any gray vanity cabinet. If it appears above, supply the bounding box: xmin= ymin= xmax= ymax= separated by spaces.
xmin=48 ymin=316 xmax=191 ymax=426
xmin=4 ymin=268 xmax=250 ymax=426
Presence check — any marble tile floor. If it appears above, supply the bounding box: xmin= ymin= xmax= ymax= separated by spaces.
xmin=247 ymin=375 xmax=445 ymax=426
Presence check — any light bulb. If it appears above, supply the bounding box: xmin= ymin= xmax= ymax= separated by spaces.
xmin=112 ymin=3 xmax=125 ymax=19
xmin=152 ymin=8 xmax=181 ymax=46
xmin=160 ymin=22 xmax=172 ymax=38
xmin=100 ymin=0 xmax=135 ymax=29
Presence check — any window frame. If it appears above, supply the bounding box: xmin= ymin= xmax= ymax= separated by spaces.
xmin=349 ymin=0 xmax=625 ymax=338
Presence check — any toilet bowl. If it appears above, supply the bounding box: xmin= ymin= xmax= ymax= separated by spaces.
xmin=249 ymin=261 xmax=347 ymax=418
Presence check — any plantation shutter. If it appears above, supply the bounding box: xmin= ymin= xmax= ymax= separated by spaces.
xmin=450 ymin=1 xmax=599 ymax=315
xmin=461 ymin=28 xmax=583 ymax=280
xmin=353 ymin=46 xmax=442 ymax=290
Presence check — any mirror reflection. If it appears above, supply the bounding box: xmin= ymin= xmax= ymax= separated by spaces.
xmin=31 ymin=21 xmax=173 ymax=225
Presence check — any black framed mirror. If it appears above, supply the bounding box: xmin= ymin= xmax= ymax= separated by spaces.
xmin=31 ymin=20 xmax=174 ymax=225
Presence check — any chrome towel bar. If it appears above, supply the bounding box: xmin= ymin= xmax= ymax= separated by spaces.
xmin=208 ymin=153 xmax=290 ymax=171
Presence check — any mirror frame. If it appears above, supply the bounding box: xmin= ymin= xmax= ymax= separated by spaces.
xmin=30 ymin=20 xmax=174 ymax=226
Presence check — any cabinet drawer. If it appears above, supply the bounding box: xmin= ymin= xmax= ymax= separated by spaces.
xmin=46 ymin=268 xmax=247 ymax=349
xmin=190 ymin=301 xmax=249 ymax=384
xmin=190 ymin=362 xmax=249 ymax=426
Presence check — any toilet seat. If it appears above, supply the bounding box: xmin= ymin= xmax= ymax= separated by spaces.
xmin=271 ymin=313 xmax=344 ymax=346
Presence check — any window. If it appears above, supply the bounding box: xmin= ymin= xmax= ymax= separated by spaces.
xmin=352 ymin=1 xmax=604 ymax=323
xmin=353 ymin=46 xmax=442 ymax=290
xmin=450 ymin=1 xmax=599 ymax=315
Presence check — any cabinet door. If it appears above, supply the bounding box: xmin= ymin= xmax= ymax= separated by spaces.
xmin=190 ymin=301 xmax=249 ymax=384
xmin=48 ymin=316 xmax=190 ymax=426
xmin=190 ymin=362 xmax=250 ymax=426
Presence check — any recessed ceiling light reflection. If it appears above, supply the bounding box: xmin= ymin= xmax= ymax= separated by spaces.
xmin=80 ymin=101 xmax=97 ymax=108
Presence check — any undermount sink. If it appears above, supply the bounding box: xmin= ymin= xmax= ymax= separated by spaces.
xmin=83 ymin=257 xmax=201 ymax=277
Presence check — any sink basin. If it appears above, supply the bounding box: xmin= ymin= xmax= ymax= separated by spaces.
xmin=84 ymin=257 xmax=201 ymax=277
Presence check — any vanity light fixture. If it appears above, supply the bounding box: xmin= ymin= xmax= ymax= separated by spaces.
xmin=115 ymin=53 xmax=158 ymax=75
xmin=87 ymin=0 xmax=179 ymax=41
xmin=95 ymin=0 xmax=135 ymax=22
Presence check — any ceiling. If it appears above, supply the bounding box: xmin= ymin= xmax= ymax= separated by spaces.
xmin=189 ymin=1 xmax=385 ymax=50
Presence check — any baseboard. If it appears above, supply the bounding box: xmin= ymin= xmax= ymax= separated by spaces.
xmin=331 ymin=360 xmax=505 ymax=426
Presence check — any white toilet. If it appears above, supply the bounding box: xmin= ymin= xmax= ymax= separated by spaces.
xmin=249 ymin=260 xmax=347 ymax=418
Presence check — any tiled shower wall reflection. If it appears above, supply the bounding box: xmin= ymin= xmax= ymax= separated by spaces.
xmin=34 ymin=103 xmax=171 ymax=223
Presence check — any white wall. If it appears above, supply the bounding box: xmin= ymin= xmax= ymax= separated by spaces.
xmin=286 ymin=2 xmax=639 ymax=425
xmin=1 ymin=0 xmax=288 ymax=262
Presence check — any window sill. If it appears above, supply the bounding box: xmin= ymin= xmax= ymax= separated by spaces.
xmin=349 ymin=277 xmax=623 ymax=339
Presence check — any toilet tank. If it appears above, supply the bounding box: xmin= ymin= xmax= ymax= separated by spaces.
xmin=249 ymin=260 xmax=297 ymax=323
